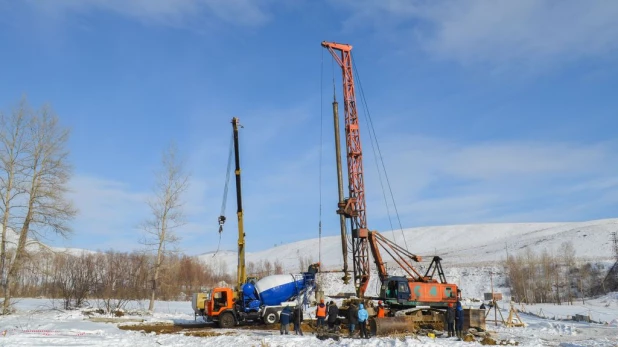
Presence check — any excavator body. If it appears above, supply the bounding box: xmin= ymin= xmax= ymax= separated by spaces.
xmin=381 ymin=276 xmax=458 ymax=309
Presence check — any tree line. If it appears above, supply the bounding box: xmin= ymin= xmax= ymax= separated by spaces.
xmin=2 ymin=247 xmax=294 ymax=313
xmin=505 ymin=241 xmax=606 ymax=305
xmin=2 ymin=248 xmax=232 ymax=312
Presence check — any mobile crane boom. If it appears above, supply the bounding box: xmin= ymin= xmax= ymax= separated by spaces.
xmin=232 ymin=117 xmax=246 ymax=290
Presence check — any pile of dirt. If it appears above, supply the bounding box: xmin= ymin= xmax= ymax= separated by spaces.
xmin=479 ymin=336 xmax=519 ymax=346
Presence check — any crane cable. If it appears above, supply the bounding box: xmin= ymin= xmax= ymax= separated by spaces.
xmin=351 ymin=53 xmax=409 ymax=252
xmin=214 ymin=133 xmax=235 ymax=258
xmin=318 ymin=48 xmax=324 ymax=272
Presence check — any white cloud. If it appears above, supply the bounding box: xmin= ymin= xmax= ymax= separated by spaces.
xmin=333 ymin=0 xmax=618 ymax=68
xmin=60 ymin=135 xmax=618 ymax=253
xmin=362 ymin=136 xmax=618 ymax=226
xmin=68 ymin=175 xmax=149 ymax=236
xmin=444 ymin=141 xmax=610 ymax=179
xmin=66 ymin=173 xmax=218 ymax=252
xmin=25 ymin=0 xmax=276 ymax=27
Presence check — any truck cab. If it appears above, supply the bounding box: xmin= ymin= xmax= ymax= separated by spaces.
xmin=206 ymin=287 xmax=237 ymax=328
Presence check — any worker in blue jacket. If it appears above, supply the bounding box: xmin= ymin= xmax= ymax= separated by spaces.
xmin=357 ymin=303 xmax=369 ymax=339
xmin=455 ymin=301 xmax=464 ymax=339
xmin=280 ymin=305 xmax=292 ymax=335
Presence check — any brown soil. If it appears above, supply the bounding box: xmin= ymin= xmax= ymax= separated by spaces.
xmin=117 ymin=321 xmax=317 ymax=336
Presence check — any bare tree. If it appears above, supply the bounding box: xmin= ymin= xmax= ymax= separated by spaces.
xmin=94 ymin=250 xmax=148 ymax=314
xmin=273 ymin=259 xmax=283 ymax=275
xmin=52 ymin=252 xmax=97 ymax=310
xmin=0 ymin=99 xmax=30 ymax=297
xmin=141 ymin=143 xmax=189 ymax=312
xmin=2 ymin=101 xmax=75 ymax=314
xmin=558 ymin=241 xmax=576 ymax=304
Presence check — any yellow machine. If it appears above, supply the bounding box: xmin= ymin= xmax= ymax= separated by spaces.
xmin=192 ymin=117 xmax=246 ymax=318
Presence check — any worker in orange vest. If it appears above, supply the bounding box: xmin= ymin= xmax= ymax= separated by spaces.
xmin=315 ymin=299 xmax=327 ymax=328
xmin=376 ymin=301 xmax=385 ymax=318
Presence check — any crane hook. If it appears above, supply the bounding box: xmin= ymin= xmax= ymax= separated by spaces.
xmin=218 ymin=215 xmax=226 ymax=233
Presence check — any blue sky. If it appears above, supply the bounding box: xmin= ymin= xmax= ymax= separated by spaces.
xmin=1 ymin=1 xmax=617 ymax=255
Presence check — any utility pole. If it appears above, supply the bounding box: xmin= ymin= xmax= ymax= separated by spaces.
xmin=490 ymin=271 xmax=497 ymax=327
xmin=612 ymin=231 xmax=618 ymax=263
xmin=505 ymin=241 xmax=509 ymax=260
xmin=610 ymin=231 xmax=618 ymax=289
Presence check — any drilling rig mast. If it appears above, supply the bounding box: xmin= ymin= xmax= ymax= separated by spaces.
xmin=321 ymin=41 xmax=370 ymax=296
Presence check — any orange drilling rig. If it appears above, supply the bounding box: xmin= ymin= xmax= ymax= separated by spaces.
xmin=322 ymin=41 xmax=459 ymax=332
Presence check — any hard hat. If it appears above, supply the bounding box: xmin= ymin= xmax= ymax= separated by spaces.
xmin=448 ymin=303 xmax=453 ymax=307
xmin=378 ymin=301 xmax=382 ymax=305
xmin=320 ymin=299 xmax=324 ymax=303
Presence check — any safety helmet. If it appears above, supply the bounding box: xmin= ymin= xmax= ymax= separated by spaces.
xmin=448 ymin=303 xmax=453 ymax=307
xmin=378 ymin=301 xmax=382 ymax=305
xmin=320 ymin=299 xmax=324 ymax=303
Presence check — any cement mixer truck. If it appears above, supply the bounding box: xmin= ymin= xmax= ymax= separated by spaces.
xmin=205 ymin=264 xmax=319 ymax=328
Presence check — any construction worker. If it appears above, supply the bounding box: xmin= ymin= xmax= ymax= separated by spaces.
xmin=280 ymin=305 xmax=292 ymax=335
xmin=308 ymin=262 xmax=320 ymax=274
xmin=347 ymin=303 xmax=358 ymax=337
xmin=327 ymin=301 xmax=339 ymax=331
xmin=315 ymin=299 xmax=327 ymax=328
xmin=455 ymin=300 xmax=464 ymax=339
xmin=293 ymin=305 xmax=304 ymax=336
xmin=376 ymin=301 xmax=385 ymax=318
xmin=358 ymin=303 xmax=369 ymax=339
xmin=446 ymin=302 xmax=456 ymax=337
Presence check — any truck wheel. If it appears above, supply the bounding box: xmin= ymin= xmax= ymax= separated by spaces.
xmin=264 ymin=311 xmax=279 ymax=324
xmin=218 ymin=312 xmax=235 ymax=329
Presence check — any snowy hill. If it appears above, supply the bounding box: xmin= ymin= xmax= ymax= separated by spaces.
xmin=197 ymin=218 xmax=618 ymax=299
xmin=198 ymin=218 xmax=617 ymax=270
xmin=1 ymin=225 xmax=95 ymax=256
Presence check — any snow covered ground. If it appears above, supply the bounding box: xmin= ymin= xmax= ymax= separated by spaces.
xmin=1 ymin=293 xmax=617 ymax=346
xmin=2 ymin=218 xmax=617 ymax=346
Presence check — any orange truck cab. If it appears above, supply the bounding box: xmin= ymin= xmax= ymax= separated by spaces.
xmin=206 ymin=287 xmax=237 ymax=328
xmin=206 ymin=286 xmax=276 ymax=328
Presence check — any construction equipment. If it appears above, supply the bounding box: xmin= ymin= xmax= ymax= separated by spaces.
xmin=322 ymin=41 xmax=459 ymax=334
xmin=230 ymin=116 xmax=246 ymax=291
xmin=191 ymin=117 xmax=246 ymax=317
xmin=199 ymin=118 xmax=319 ymax=328
xmin=206 ymin=269 xmax=318 ymax=328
